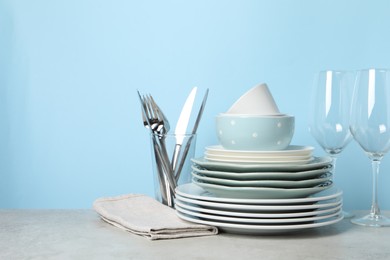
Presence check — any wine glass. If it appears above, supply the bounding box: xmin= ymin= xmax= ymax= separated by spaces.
xmin=309 ymin=70 xmax=354 ymax=218
xmin=349 ymin=68 xmax=390 ymax=227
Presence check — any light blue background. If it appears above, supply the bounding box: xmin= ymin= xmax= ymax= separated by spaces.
xmin=1 ymin=0 xmax=389 ymax=209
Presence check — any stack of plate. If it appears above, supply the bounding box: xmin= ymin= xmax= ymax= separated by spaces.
xmin=175 ymin=183 xmax=343 ymax=234
xmin=174 ymin=145 xmax=343 ymax=234
xmin=191 ymin=145 xmax=334 ymax=199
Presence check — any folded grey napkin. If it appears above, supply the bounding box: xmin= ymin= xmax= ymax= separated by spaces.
xmin=93 ymin=194 xmax=218 ymax=240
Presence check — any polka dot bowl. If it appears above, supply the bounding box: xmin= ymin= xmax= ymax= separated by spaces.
xmin=215 ymin=114 xmax=295 ymax=151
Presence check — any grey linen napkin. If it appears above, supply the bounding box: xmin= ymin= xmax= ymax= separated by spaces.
xmin=93 ymin=194 xmax=218 ymax=240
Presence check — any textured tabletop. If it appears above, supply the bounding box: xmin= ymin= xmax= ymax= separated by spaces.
xmin=0 ymin=209 xmax=389 ymax=260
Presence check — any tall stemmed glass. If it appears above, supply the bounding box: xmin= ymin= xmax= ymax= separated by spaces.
xmin=309 ymin=70 xmax=354 ymax=218
xmin=350 ymin=68 xmax=390 ymax=227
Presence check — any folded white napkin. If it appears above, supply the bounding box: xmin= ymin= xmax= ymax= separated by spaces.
xmin=93 ymin=194 xmax=218 ymax=240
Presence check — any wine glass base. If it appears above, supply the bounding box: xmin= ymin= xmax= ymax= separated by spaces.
xmin=351 ymin=213 xmax=390 ymax=227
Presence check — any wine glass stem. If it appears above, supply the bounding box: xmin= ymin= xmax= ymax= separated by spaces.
xmin=370 ymin=159 xmax=381 ymax=217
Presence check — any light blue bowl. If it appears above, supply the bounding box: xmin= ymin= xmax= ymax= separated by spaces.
xmin=215 ymin=114 xmax=295 ymax=151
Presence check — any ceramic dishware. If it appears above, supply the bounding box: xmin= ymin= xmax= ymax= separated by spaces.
xmin=174 ymin=183 xmax=343 ymax=234
xmin=215 ymin=114 xmax=294 ymax=151
xmin=191 ymin=156 xmax=332 ymax=172
xmin=175 ymin=203 xmax=341 ymax=224
xmin=191 ymin=171 xmax=332 ymax=188
xmin=227 ymin=83 xmax=280 ymax=115
xmin=176 ymin=183 xmax=342 ymax=205
xmin=174 ymin=198 xmax=343 ymax=218
xmin=175 ymin=210 xmax=343 ymax=235
xmin=192 ymin=178 xmax=333 ymax=199
xmin=205 ymin=145 xmax=314 ymax=157
xmin=191 ymin=164 xmax=332 ymax=181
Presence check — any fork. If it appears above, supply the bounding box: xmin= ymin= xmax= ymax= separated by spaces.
xmin=142 ymin=94 xmax=177 ymax=204
xmin=137 ymin=91 xmax=170 ymax=205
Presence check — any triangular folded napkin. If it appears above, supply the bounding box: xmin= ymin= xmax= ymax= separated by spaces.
xmin=93 ymin=194 xmax=218 ymax=240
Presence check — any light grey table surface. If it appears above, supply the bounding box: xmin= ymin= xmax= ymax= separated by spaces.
xmin=0 ymin=209 xmax=389 ymax=260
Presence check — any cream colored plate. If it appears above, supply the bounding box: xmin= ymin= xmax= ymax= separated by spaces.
xmin=205 ymin=145 xmax=314 ymax=157
xmin=204 ymin=151 xmax=312 ymax=160
xmin=204 ymin=154 xmax=313 ymax=164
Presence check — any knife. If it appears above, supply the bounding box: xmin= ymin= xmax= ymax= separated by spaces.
xmin=175 ymin=88 xmax=209 ymax=181
xmin=171 ymin=87 xmax=197 ymax=171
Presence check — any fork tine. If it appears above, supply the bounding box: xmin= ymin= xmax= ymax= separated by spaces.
xmin=144 ymin=95 xmax=154 ymax=120
xmin=149 ymin=94 xmax=170 ymax=134
xmin=149 ymin=96 xmax=161 ymax=119
xmin=147 ymin=94 xmax=160 ymax=120
xmin=148 ymin=95 xmax=157 ymax=119
xmin=141 ymin=106 xmax=148 ymax=127
xmin=137 ymin=91 xmax=151 ymax=129
xmin=144 ymin=95 xmax=154 ymax=119
xmin=144 ymin=94 xmax=161 ymax=132
xmin=149 ymin=95 xmax=170 ymax=132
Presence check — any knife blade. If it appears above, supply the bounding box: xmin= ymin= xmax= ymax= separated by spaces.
xmin=175 ymin=88 xmax=209 ymax=181
xmin=171 ymin=87 xmax=197 ymax=170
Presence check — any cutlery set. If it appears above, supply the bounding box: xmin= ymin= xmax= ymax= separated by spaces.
xmin=137 ymin=88 xmax=209 ymax=207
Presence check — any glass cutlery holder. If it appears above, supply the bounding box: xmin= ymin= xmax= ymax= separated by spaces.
xmin=149 ymin=133 xmax=197 ymax=207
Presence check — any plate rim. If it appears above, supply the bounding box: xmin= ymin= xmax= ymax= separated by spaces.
xmin=204 ymin=151 xmax=313 ymax=160
xmin=193 ymin=179 xmax=332 ymax=196
xmin=174 ymin=199 xmax=343 ymax=219
xmin=191 ymin=165 xmax=332 ymax=180
xmin=175 ymin=203 xmax=342 ymax=224
xmin=176 ymin=210 xmax=344 ymax=232
xmin=191 ymin=171 xmax=332 ymax=188
xmin=205 ymin=145 xmax=314 ymax=155
xmin=175 ymin=183 xmax=342 ymax=204
xmin=191 ymin=156 xmax=333 ymax=172
xmin=204 ymin=155 xmax=313 ymax=164
xmin=175 ymin=193 xmax=343 ymax=211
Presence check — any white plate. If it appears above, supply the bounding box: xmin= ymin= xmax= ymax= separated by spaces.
xmin=175 ymin=204 xmax=342 ymax=224
xmin=174 ymin=199 xmax=343 ymax=219
xmin=193 ymin=178 xmax=333 ymax=199
xmin=191 ymin=171 xmax=332 ymax=188
xmin=176 ymin=183 xmax=342 ymax=204
xmin=191 ymin=165 xmax=332 ymax=181
xmin=205 ymin=145 xmax=314 ymax=157
xmin=176 ymin=211 xmax=344 ymax=235
xmin=204 ymin=155 xmax=313 ymax=164
xmin=175 ymin=194 xmax=343 ymax=212
xmin=191 ymin=156 xmax=332 ymax=172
